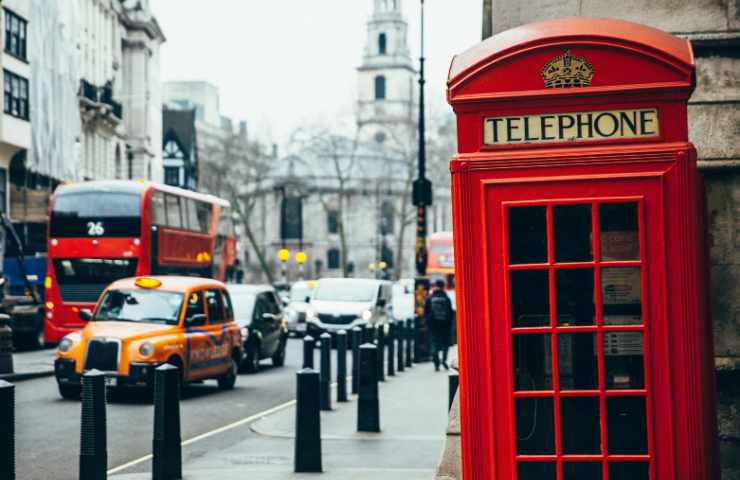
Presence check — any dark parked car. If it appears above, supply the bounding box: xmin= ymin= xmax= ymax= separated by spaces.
xmin=227 ymin=284 xmax=288 ymax=373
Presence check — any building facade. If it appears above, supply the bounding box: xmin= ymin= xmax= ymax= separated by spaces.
xmin=0 ymin=0 xmax=32 ymax=222
xmin=241 ymin=0 xmax=451 ymax=284
xmin=476 ymin=3 xmax=740 ymax=478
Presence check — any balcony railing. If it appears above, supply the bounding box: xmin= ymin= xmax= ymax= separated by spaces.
xmin=79 ymin=79 xmax=123 ymax=121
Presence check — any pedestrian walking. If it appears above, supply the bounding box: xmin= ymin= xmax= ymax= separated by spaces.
xmin=424 ymin=279 xmax=454 ymax=371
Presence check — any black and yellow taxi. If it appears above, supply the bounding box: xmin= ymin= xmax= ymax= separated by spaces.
xmin=54 ymin=276 xmax=243 ymax=399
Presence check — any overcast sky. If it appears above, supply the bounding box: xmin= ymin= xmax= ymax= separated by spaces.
xmin=150 ymin=0 xmax=482 ymax=147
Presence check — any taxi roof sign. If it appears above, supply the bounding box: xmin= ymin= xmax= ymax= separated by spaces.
xmin=135 ymin=277 xmax=162 ymax=289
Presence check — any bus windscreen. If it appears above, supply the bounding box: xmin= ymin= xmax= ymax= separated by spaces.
xmin=50 ymin=192 xmax=141 ymax=237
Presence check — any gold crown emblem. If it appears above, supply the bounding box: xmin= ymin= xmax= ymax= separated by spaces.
xmin=541 ymin=50 xmax=594 ymax=88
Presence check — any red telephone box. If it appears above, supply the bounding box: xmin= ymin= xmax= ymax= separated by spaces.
xmin=447 ymin=18 xmax=718 ymax=480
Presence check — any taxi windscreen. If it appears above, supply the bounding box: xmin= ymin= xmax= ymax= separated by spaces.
xmin=94 ymin=289 xmax=183 ymax=325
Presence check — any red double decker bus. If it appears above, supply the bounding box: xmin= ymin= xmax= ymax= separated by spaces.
xmin=44 ymin=180 xmax=237 ymax=344
xmin=427 ymin=231 xmax=455 ymax=290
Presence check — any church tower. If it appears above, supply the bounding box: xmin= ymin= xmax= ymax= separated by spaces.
xmin=357 ymin=0 xmax=416 ymax=145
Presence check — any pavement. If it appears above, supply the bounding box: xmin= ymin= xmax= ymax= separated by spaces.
xmin=111 ymin=354 xmax=451 ymax=480
xmin=0 ymin=346 xmax=56 ymax=381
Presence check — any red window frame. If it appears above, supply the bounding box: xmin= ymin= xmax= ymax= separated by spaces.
xmin=494 ymin=189 xmax=656 ymax=479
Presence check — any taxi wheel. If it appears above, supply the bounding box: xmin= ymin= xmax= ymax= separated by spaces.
xmin=217 ymin=357 xmax=238 ymax=390
xmin=58 ymin=383 xmax=81 ymax=400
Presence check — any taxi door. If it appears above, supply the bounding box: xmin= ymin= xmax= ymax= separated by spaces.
xmin=202 ymin=289 xmax=232 ymax=376
xmin=183 ymin=289 xmax=212 ymax=381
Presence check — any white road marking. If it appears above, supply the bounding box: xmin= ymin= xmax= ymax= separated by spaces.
xmin=106 ymin=399 xmax=297 ymax=475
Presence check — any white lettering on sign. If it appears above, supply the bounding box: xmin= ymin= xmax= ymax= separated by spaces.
xmin=483 ymin=108 xmax=659 ymax=146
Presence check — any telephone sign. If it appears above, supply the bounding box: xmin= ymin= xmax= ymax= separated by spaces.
xmin=447 ymin=17 xmax=718 ymax=480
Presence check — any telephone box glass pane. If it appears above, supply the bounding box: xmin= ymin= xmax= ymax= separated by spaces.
xmin=513 ymin=334 xmax=552 ymax=390
xmin=606 ymin=397 xmax=648 ymax=454
xmin=518 ymin=462 xmax=556 ymax=479
xmin=508 ymin=206 xmax=547 ymax=264
xmin=604 ymin=332 xmax=645 ymax=389
xmin=558 ymin=333 xmax=597 ymax=390
xmin=602 ymin=267 xmax=642 ymax=325
xmin=563 ymin=462 xmax=602 ymax=479
xmin=515 ymin=397 xmax=555 ymax=454
xmin=511 ymin=270 xmax=550 ymax=327
xmin=554 ymin=204 xmax=593 ymax=262
xmin=556 ymin=268 xmax=595 ymax=326
xmin=608 ymin=462 xmax=649 ymax=480
xmin=561 ymin=397 xmax=601 ymax=454
xmin=599 ymin=203 xmax=639 ymax=261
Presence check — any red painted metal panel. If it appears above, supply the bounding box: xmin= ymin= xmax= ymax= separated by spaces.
xmin=447 ymin=17 xmax=717 ymax=480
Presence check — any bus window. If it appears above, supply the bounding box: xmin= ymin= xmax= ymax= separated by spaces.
xmin=185 ymin=198 xmax=199 ymax=232
xmin=196 ymin=201 xmax=211 ymax=233
xmin=165 ymin=194 xmax=182 ymax=229
xmin=50 ymin=191 xmax=141 ymax=237
xmin=151 ymin=192 xmax=166 ymax=225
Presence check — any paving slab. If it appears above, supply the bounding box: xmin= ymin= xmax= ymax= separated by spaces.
xmin=0 ymin=347 xmax=55 ymax=381
xmin=112 ymin=359 xmax=450 ymax=479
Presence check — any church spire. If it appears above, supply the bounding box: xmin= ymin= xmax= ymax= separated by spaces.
xmin=374 ymin=0 xmax=401 ymax=13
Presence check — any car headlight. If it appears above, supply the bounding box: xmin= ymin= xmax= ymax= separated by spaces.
xmin=138 ymin=341 xmax=154 ymax=358
xmin=58 ymin=336 xmax=75 ymax=353
xmin=306 ymin=308 xmax=317 ymax=321
xmin=287 ymin=309 xmax=299 ymax=322
xmin=361 ymin=309 xmax=373 ymax=321
xmin=240 ymin=327 xmax=248 ymax=340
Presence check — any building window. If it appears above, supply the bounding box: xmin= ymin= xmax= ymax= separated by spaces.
xmin=280 ymin=196 xmax=303 ymax=240
xmin=164 ymin=167 xmax=180 ymax=186
xmin=327 ymin=248 xmax=340 ymax=269
xmin=0 ymin=168 xmax=7 ymax=214
xmin=163 ymin=140 xmax=184 ymax=159
xmin=380 ymin=200 xmax=394 ymax=235
xmin=374 ymin=75 xmax=386 ymax=100
xmin=378 ymin=33 xmax=387 ymax=55
xmin=4 ymin=9 xmax=27 ymax=61
xmin=327 ymin=210 xmax=339 ymax=234
xmin=3 ymin=70 xmax=29 ymax=120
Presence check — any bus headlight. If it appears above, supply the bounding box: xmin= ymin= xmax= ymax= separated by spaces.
xmin=361 ymin=309 xmax=373 ymax=321
xmin=138 ymin=342 xmax=154 ymax=358
xmin=58 ymin=336 xmax=75 ymax=353
xmin=306 ymin=308 xmax=317 ymax=321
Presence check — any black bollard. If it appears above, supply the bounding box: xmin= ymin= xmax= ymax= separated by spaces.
xmin=387 ymin=321 xmax=395 ymax=377
xmin=363 ymin=323 xmax=374 ymax=344
xmin=319 ymin=333 xmax=332 ymax=411
xmin=357 ymin=343 xmax=380 ymax=432
xmin=449 ymin=370 xmax=459 ymax=411
xmin=79 ymin=370 xmax=107 ymax=480
xmin=336 ymin=330 xmax=348 ymax=402
xmin=397 ymin=321 xmax=405 ymax=373
xmin=303 ymin=335 xmax=316 ymax=369
xmin=376 ymin=324 xmax=385 ymax=382
xmin=294 ymin=369 xmax=322 ymax=473
xmin=405 ymin=319 xmax=413 ymax=368
xmin=0 ymin=380 xmax=14 ymax=480
xmin=351 ymin=327 xmax=362 ymax=395
xmin=153 ymin=364 xmax=182 ymax=480
xmin=0 ymin=315 xmax=13 ymax=375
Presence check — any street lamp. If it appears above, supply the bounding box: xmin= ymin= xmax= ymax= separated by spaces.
xmin=278 ymin=248 xmax=290 ymax=284
xmin=295 ymin=251 xmax=307 ymax=280
xmin=411 ymin=0 xmax=432 ymax=361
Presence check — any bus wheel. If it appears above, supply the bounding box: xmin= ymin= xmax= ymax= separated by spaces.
xmin=217 ymin=356 xmax=238 ymax=390
xmin=58 ymin=383 xmax=81 ymax=400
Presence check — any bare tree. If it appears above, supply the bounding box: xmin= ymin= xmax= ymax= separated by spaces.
xmin=200 ymin=133 xmax=275 ymax=284
xmin=290 ymin=125 xmax=362 ymax=277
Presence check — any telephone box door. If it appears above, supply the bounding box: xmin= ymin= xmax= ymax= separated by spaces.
xmin=488 ymin=175 xmax=671 ymax=480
